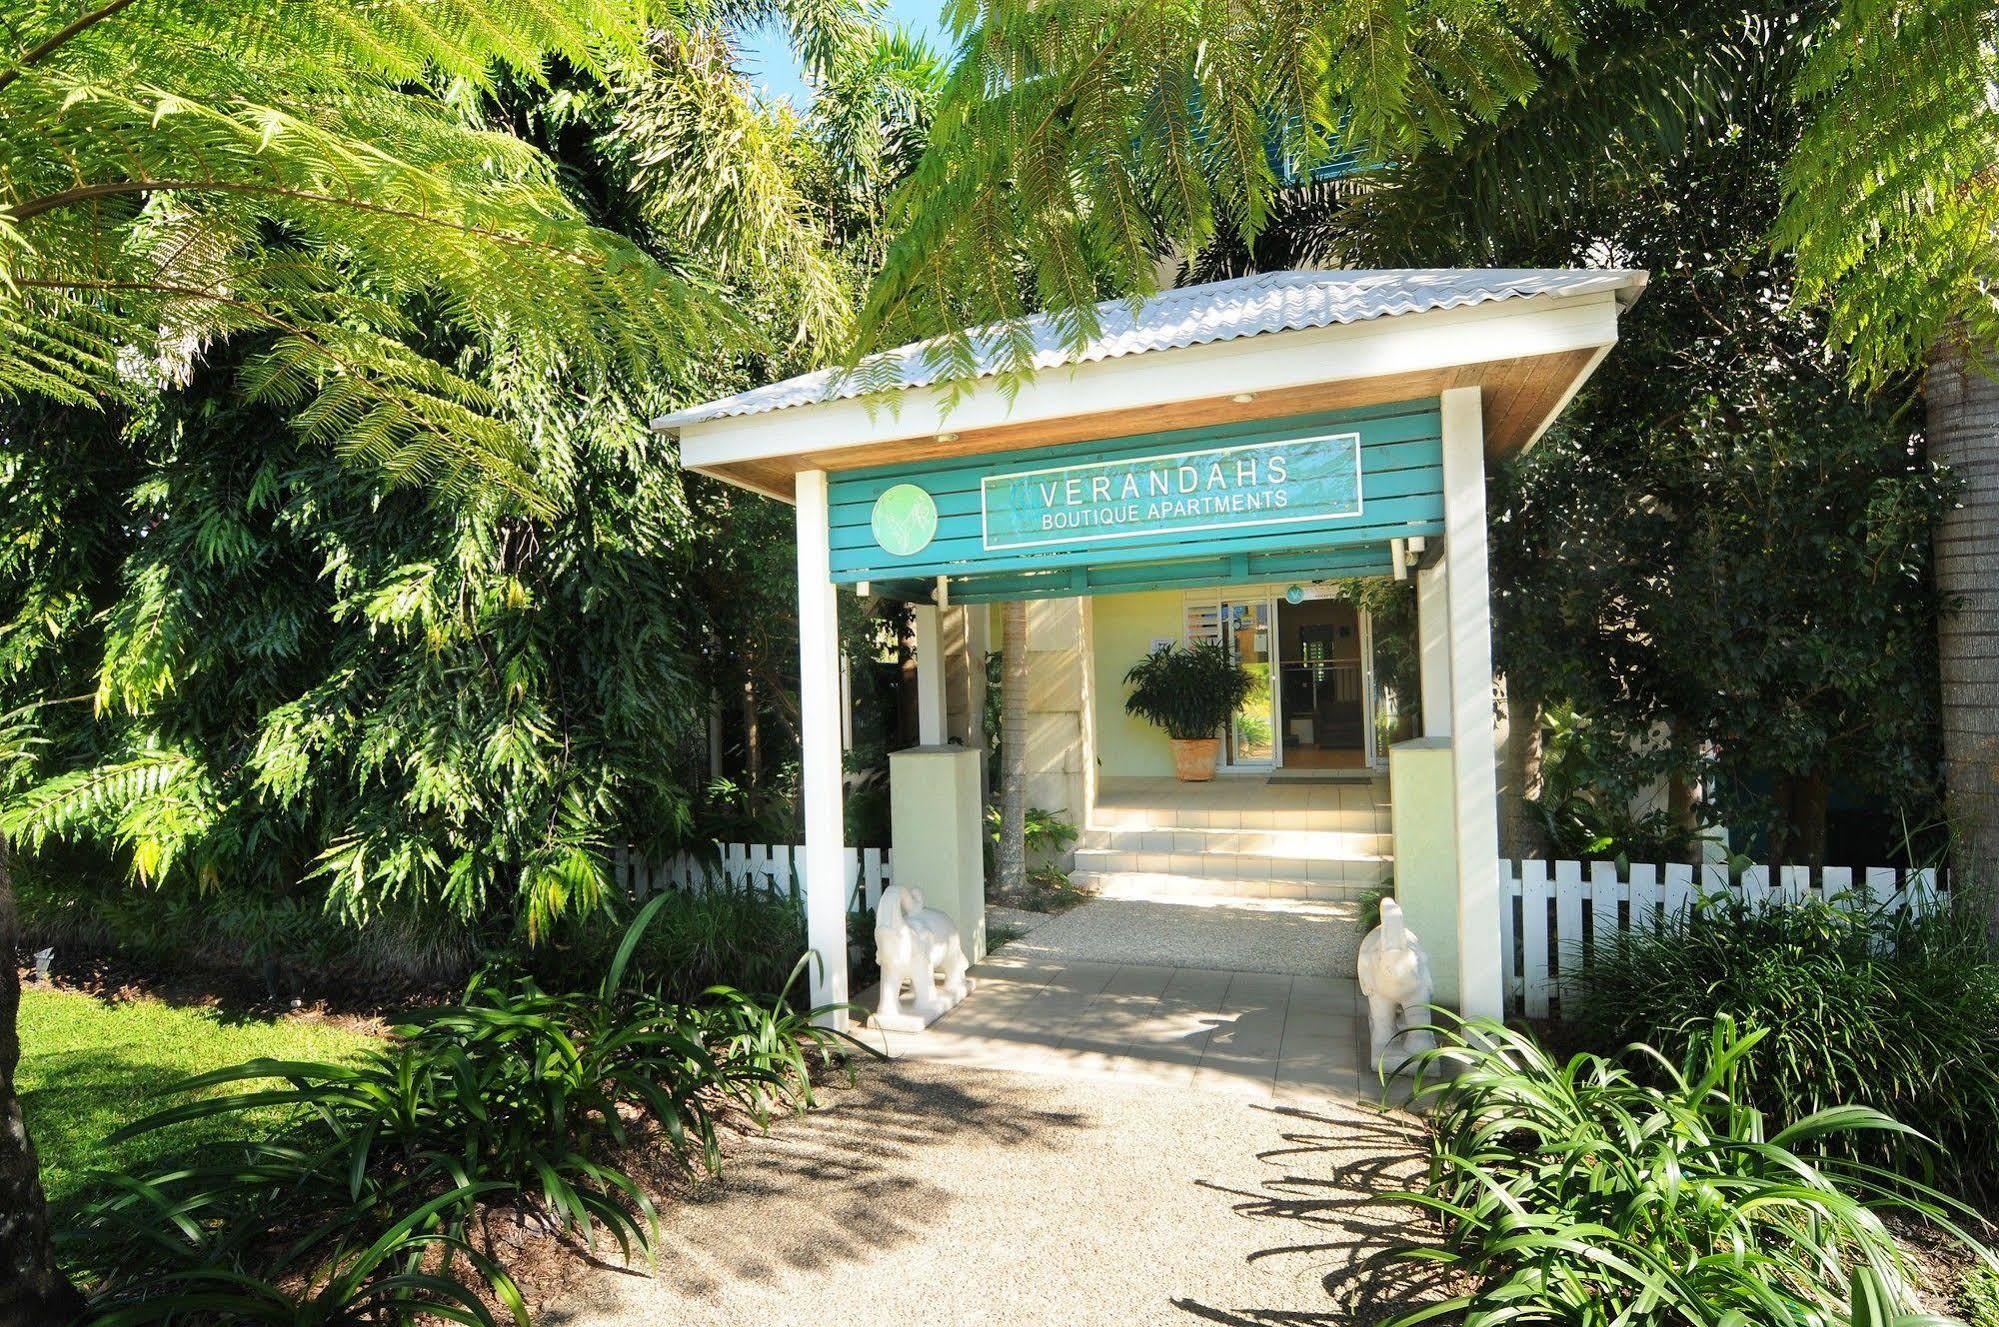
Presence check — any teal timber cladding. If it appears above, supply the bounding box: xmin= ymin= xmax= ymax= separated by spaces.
xmin=827 ymin=400 xmax=1443 ymax=602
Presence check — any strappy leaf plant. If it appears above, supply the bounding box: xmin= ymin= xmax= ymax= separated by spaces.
xmin=1572 ymin=891 xmax=1999 ymax=1202
xmin=1122 ymin=640 xmax=1253 ymax=742
xmin=67 ymin=895 xmax=874 ymax=1324
xmin=1387 ymin=1015 xmax=1995 ymax=1327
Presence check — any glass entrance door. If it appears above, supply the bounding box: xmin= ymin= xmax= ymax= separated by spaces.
xmin=1184 ymin=594 xmax=1276 ymax=769
xmin=1275 ymin=595 xmax=1368 ymax=769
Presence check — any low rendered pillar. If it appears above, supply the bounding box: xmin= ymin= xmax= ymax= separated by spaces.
xmin=889 ymin=745 xmax=986 ymax=963
xmin=1389 ymin=737 xmax=1463 ymax=1009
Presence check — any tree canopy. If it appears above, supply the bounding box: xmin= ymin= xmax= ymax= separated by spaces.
xmin=1329 ymin=0 xmax=1954 ymax=863
xmin=0 ymin=0 xmax=942 ymax=949
xmin=0 ymin=0 xmax=764 ymax=503
xmin=856 ymin=0 xmax=1998 ymax=391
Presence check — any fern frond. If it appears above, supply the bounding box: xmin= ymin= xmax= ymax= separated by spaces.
xmin=0 ymin=0 xmax=748 ymax=505
xmin=1777 ymin=0 xmax=1999 ymax=384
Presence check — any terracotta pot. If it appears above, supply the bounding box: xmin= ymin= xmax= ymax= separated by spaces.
xmin=1171 ymin=737 xmax=1221 ymax=782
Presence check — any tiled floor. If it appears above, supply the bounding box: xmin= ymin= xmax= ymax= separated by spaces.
xmin=863 ymin=948 xmax=1388 ymax=1104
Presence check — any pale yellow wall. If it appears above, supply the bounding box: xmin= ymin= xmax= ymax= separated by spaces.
xmin=1090 ymin=590 xmax=1182 ymax=778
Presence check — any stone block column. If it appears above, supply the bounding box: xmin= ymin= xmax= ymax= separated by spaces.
xmin=1021 ymin=597 xmax=1095 ymax=858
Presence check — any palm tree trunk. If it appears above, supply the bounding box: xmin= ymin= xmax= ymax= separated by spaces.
xmin=996 ymin=601 xmax=1029 ymax=896
xmin=1930 ymin=337 xmax=1999 ymax=923
xmin=0 ymin=837 xmax=84 ymax=1326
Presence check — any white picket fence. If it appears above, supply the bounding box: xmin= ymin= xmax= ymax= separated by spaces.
xmin=1500 ymin=858 xmax=1949 ymax=1019
xmin=611 ymin=842 xmax=893 ymax=914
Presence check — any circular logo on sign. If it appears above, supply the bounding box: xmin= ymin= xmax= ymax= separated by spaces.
xmin=870 ymin=483 xmax=938 ymax=557
xmin=1286 ymin=584 xmax=1306 ymax=605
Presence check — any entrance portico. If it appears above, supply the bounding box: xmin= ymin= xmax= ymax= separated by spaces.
xmin=658 ymin=268 xmax=1645 ymax=1029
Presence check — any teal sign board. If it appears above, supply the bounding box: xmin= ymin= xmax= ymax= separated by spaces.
xmin=824 ymin=401 xmax=1445 ymax=588
xmin=980 ymin=433 xmax=1361 ymax=551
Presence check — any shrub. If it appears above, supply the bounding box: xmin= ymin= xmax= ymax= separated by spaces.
xmin=1527 ymin=700 xmax=1702 ymax=860
xmin=65 ymin=895 xmax=867 ymax=1324
xmin=1121 ymin=640 xmax=1253 ymax=741
xmin=1390 ymin=1016 xmax=1994 ymax=1327
xmin=984 ymin=806 xmax=1089 ymax=912
xmin=19 ymin=873 xmax=479 ymax=992
xmin=529 ymin=883 xmax=808 ymax=1002
xmin=984 ymin=805 xmax=1079 ymax=861
xmin=1569 ymin=892 xmax=1999 ymax=1198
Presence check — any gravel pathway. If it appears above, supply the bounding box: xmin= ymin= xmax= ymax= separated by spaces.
xmin=999 ymin=895 xmax=1365 ymax=977
xmin=987 ymin=903 xmax=1056 ymax=936
xmin=543 ymin=1058 xmax=1434 ymax=1327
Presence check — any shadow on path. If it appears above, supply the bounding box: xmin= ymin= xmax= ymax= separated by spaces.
xmin=1172 ymin=1102 xmax=1447 ymax=1327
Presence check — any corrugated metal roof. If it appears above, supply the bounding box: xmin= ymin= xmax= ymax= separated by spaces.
xmin=652 ymin=268 xmax=1647 ymax=430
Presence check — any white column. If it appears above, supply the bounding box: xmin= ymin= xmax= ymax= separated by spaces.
xmin=1416 ymin=560 xmax=1450 ymax=738
xmin=794 ymin=470 xmax=849 ymax=1027
xmin=1440 ymin=387 xmax=1503 ymax=1021
xmin=912 ymin=602 xmax=947 ymax=746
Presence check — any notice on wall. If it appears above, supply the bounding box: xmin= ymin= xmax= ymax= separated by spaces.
xmin=979 ymin=432 xmax=1362 ymax=552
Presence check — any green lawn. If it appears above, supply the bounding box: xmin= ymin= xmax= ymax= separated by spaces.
xmin=18 ymin=987 xmax=381 ymax=1211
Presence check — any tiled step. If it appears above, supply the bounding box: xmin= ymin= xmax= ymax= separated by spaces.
xmin=1073 ymin=846 xmax=1387 ymax=883
xmin=1089 ymin=801 xmax=1383 ymax=833
xmin=1074 ymin=869 xmax=1383 ymax=902
xmin=1078 ymin=823 xmax=1387 ymax=859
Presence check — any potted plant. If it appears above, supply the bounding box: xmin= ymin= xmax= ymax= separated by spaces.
xmin=1122 ymin=640 xmax=1255 ymax=781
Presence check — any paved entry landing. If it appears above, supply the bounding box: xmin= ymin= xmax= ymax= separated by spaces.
xmin=998 ymin=893 xmax=1366 ymax=975
xmin=869 ymin=948 xmax=1381 ymax=1104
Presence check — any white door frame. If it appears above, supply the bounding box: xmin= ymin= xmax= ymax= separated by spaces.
xmin=1359 ymin=606 xmax=1380 ymax=769
xmin=1183 ymin=589 xmax=1279 ymax=773
xmin=1187 ymin=584 xmax=1400 ymax=774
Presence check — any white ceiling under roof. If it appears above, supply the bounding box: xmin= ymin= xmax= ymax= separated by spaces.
xmin=652 ymin=268 xmax=1647 ymax=432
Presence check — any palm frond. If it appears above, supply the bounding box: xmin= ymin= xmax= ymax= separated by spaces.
xmin=856 ymin=0 xmax=1595 ymax=372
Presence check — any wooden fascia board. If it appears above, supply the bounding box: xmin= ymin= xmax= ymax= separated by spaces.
xmin=1515 ymin=339 xmax=1615 ymax=455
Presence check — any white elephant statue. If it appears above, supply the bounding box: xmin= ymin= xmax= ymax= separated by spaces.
xmin=872 ymin=883 xmax=974 ymax=1032
xmin=1356 ymin=898 xmax=1436 ymax=1072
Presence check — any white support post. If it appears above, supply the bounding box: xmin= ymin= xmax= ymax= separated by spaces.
xmin=912 ymin=602 xmax=947 ymax=746
xmin=1416 ymin=560 xmax=1451 ymax=738
xmin=794 ymin=470 xmax=849 ymax=1027
xmin=1441 ymin=387 xmax=1503 ymax=1021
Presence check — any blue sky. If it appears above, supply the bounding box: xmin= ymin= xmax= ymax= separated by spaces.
xmin=739 ymin=1 xmax=948 ymax=105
